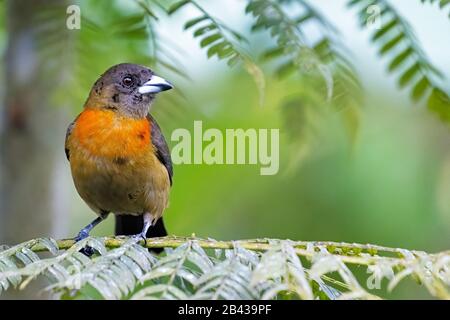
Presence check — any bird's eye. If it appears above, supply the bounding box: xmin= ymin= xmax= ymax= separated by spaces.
xmin=122 ymin=76 xmax=133 ymax=86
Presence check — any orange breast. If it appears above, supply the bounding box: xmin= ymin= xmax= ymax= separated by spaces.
xmin=72 ymin=109 xmax=152 ymax=159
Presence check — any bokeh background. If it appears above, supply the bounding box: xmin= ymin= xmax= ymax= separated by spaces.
xmin=0 ymin=0 xmax=449 ymax=299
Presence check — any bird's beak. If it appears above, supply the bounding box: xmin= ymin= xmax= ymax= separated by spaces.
xmin=138 ymin=75 xmax=174 ymax=94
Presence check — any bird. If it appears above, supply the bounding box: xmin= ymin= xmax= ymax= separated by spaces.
xmin=65 ymin=63 xmax=173 ymax=252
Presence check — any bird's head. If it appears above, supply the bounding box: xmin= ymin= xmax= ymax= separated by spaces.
xmin=86 ymin=63 xmax=173 ymax=118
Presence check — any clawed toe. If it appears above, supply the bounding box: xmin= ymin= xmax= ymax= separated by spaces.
xmin=79 ymin=246 xmax=95 ymax=257
xmin=73 ymin=231 xmax=94 ymax=257
xmin=132 ymin=233 xmax=147 ymax=246
xmin=141 ymin=234 xmax=148 ymax=246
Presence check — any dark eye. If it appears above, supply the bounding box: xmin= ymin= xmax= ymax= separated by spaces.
xmin=122 ymin=76 xmax=133 ymax=86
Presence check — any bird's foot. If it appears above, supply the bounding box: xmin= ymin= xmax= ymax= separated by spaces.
xmin=74 ymin=229 xmax=89 ymax=242
xmin=74 ymin=230 xmax=94 ymax=257
xmin=132 ymin=232 xmax=148 ymax=246
xmin=78 ymin=246 xmax=95 ymax=257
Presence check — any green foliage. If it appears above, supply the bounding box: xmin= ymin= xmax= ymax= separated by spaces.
xmin=69 ymin=0 xmax=186 ymax=109
xmin=1 ymin=2 xmax=449 ymax=300
xmin=19 ymin=0 xmax=450 ymax=163
xmin=162 ymin=0 xmax=450 ymax=145
xmin=32 ymin=0 xmax=187 ymax=124
xmin=245 ymin=0 xmax=363 ymax=169
xmin=247 ymin=0 xmax=361 ymax=107
xmin=168 ymin=0 xmax=265 ymax=104
xmin=348 ymin=0 xmax=450 ymax=118
xmin=0 ymin=237 xmax=449 ymax=299
xmin=0 ymin=238 xmax=59 ymax=293
xmin=420 ymin=0 xmax=450 ymax=18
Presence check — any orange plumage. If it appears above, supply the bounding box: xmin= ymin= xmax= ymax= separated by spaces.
xmin=73 ymin=108 xmax=152 ymax=159
xmin=67 ymin=107 xmax=169 ymax=220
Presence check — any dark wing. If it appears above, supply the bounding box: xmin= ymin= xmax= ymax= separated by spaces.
xmin=147 ymin=114 xmax=173 ymax=185
xmin=65 ymin=120 xmax=76 ymax=161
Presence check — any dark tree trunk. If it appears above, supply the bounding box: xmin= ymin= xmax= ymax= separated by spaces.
xmin=0 ymin=0 xmax=71 ymax=298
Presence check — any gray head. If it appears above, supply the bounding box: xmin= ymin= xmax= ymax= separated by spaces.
xmin=86 ymin=63 xmax=173 ymax=118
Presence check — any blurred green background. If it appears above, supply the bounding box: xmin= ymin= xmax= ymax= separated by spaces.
xmin=0 ymin=0 xmax=449 ymax=299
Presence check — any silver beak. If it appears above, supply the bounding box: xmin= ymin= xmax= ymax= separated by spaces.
xmin=138 ymin=75 xmax=174 ymax=94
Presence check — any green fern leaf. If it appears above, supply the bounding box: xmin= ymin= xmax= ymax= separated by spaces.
xmin=428 ymin=88 xmax=450 ymax=121
xmin=348 ymin=0 xmax=450 ymax=114
xmin=184 ymin=16 xmax=208 ymax=29
xmin=171 ymin=0 xmax=265 ymax=105
xmin=388 ymin=47 xmax=414 ymax=71
xmin=167 ymin=0 xmax=190 ymax=15
xmin=1 ymin=237 xmax=450 ymax=299
xmin=200 ymin=33 xmax=222 ymax=47
xmin=420 ymin=0 xmax=450 ymax=18
xmin=247 ymin=0 xmax=362 ymax=109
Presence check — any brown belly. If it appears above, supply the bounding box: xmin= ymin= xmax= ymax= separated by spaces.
xmin=69 ymin=148 xmax=170 ymax=219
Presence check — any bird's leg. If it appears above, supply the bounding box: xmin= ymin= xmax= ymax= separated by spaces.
xmin=74 ymin=214 xmax=108 ymax=241
xmin=132 ymin=212 xmax=152 ymax=245
xmin=74 ymin=211 xmax=109 ymax=256
xmin=74 ymin=217 xmax=102 ymax=242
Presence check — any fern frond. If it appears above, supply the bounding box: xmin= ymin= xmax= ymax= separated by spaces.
xmin=246 ymin=0 xmax=362 ymax=170
xmin=1 ymin=237 xmax=449 ymax=300
xmin=168 ymin=0 xmax=265 ymax=104
xmin=246 ymin=0 xmax=362 ymax=108
xmin=0 ymin=238 xmax=58 ymax=294
xmin=348 ymin=0 xmax=450 ymax=119
xmin=252 ymin=240 xmax=314 ymax=299
xmin=48 ymin=238 xmax=157 ymax=299
xmin=193 ymin=244 xmax=261 ymax=300
xmin=308 ymin=246 xmax=379 ymax=300
xmin=419 ymin=0 xmax=450 ymax=18
xmin=131 ymin=241 xmax=208 ymax=299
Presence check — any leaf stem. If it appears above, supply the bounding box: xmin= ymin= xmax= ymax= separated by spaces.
xmin=27 ymin=236 xmax=449 ymax=267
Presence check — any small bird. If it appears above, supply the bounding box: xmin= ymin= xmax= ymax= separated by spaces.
xmin=65 ymin=63 xmax=173 ymax=250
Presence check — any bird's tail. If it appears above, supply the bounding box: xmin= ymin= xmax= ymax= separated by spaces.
xmin=115 ymin=215 xmax=167 ymax=253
